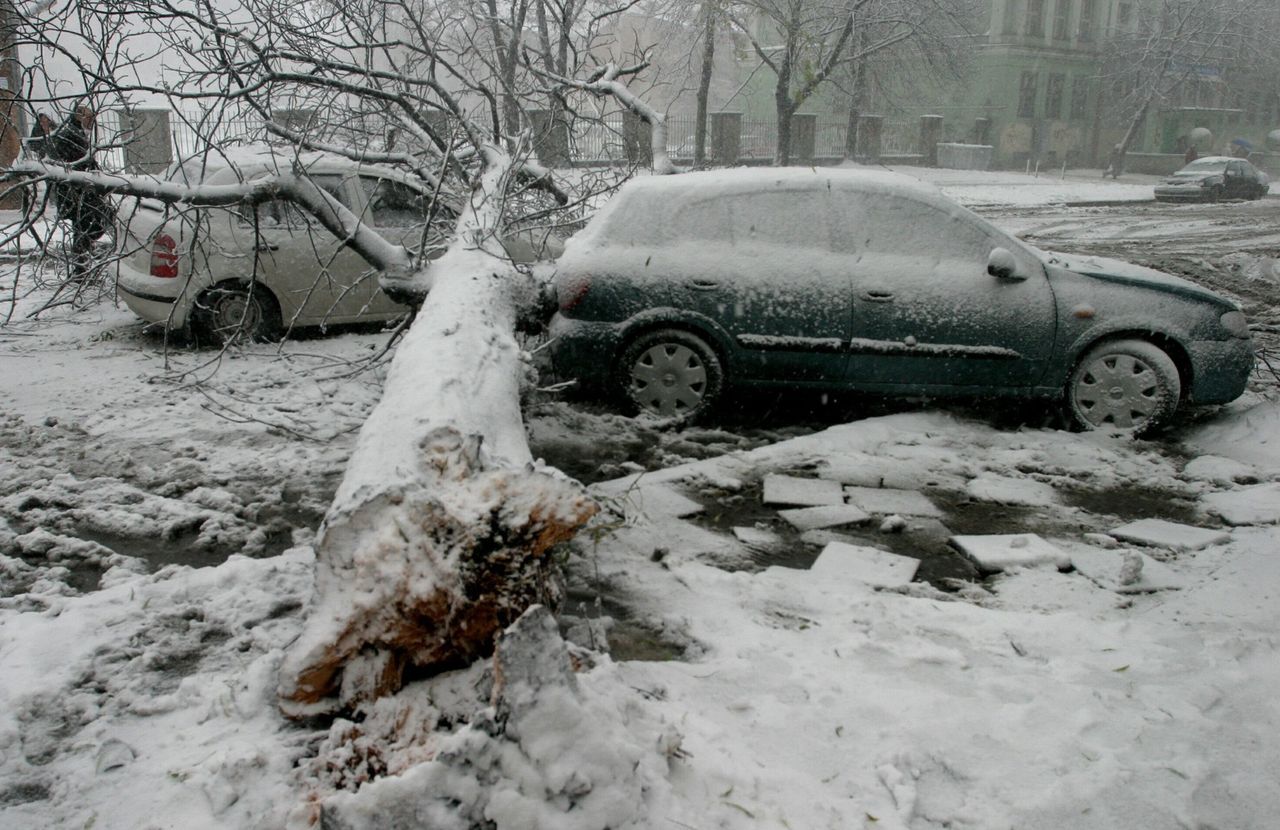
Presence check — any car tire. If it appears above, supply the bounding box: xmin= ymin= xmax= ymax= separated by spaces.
xmin=1067 ymin=339 xmax=1181 ymax=436
xmin=1207 ymin=185 xmax=1224 ymax=202
xmin=193 ymin=282 xmax=281 ymax=346
xmin=619 ymin=329 xmax=724 ymax=421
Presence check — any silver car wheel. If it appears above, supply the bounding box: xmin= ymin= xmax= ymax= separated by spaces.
xmin=195 ymin=284 xmax=280 ymax=346
xmin=631 ymin=342 xmax=708 ymax=416
xmin=1069 ymin=340 xmax=1180 ymax=435
xmin=620 ymin=329 xmax=724 ymax=420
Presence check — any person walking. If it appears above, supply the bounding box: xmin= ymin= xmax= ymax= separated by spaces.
xmin=47 ymin=105 xmax=112 ymax=282
xmin=1104 ymin=143 xmax=1126 ymax=179
xmin=1183 ymin=142 xmax=1199 ymax=165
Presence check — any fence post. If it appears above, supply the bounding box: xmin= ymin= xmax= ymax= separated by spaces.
xmin=622 ymin=110 xmax=652 ymax=167
xmin=118 ymin=109 xmax=173 ymax=174
xmin=856 ymin=115 xmax=883 ymax=162
xmin=792 ymin=113 xmax=817 ymax=163
xmin=710 ymin=112 xmax=741 ymax=164
xmin=920 ymin=115 xmax=943 ymax=167
xmin=973 ymin=117 xmax=992 ymax=146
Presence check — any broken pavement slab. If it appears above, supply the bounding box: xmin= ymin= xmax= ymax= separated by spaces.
xmin=762 ymin=474 xmax=845 ymax=507
xmin=1199 ymin=482 xmax=1280 ymax=526
xmin=1070 ymin=548 xmax=1185 ymax=593
xmin=778 ymin=504 xmax=872 ymax=532
xmin=609 ymin=483 xmax=704 ymax=520
xmin=732 ymin=526 xmax=783 ymax=548
xmin=1109 ymin=518 xmax=1230 ymax=551
xmin=810 ymin=541 xmax=920 ymax=588
xmin=843 ymin=485 xmax=943 ymax=518
xmin=951 ymin=533 xmax=1071 ymax=572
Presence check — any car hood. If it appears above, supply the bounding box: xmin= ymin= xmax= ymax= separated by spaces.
xmin=1038 ymin=250 xmax=1236 ymax=308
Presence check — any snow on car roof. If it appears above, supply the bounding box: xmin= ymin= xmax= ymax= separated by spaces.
xmin=619 ymin=165 xmax=944 ymax=202
xmin=166 ymin=143 xmax=408 ymax=187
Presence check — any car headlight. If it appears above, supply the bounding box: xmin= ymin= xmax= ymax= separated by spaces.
xmin=1220 ymin=310 xmax=1251 ymax=338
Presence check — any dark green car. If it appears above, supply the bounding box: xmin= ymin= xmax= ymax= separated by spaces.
xmin=549 ymin=168 xmax=1254 ymax=434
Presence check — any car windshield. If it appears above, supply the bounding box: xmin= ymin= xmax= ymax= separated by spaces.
xmin=1178 ymin=159 xmax=1229 ymax=174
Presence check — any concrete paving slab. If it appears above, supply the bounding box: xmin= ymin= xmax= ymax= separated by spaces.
xmin=843 ymin=486 xmax=943 ymax=518
xmin=613 ymin=483 xmax=704 ymax=519
xmin=1070 ymin=548 xmax=1185 ymax=593
xmin=1109 ymin=518 xmax=1230 ymax=551
xmin=1200 ymin=483 xmax=1280 ymax=526
xmin=733 ymin=526 xmax=783 ymax=547
xmin=810 ymin=542 xmax=920 ymax=588
xmin=951 ymin=533 xmax=1071 ymax=572
xmin=778 ymin=504 xmax=872 ymax=532
xmin=762 ymin=474 xmax=845 ymax=507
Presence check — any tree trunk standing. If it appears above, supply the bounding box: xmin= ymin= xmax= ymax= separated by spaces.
xmin=277 ymin=154 xmax=597 ymax=715
xmin=693 ymin=1 xmax=718 ymax=166
xmin=843 ymin=26 xmax=868 ymax=160
xmin=487 ymin=0 xmax=529 ymax=140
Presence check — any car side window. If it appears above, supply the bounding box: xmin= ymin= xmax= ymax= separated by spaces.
xmin=360 ymin=177 xmax=430 ymax=227
xmin=834 ymin=193 xmax=994 ymax=261
xmin=238 ymin=174 xmax=349 ymax=227
xmin=668 ymin=197 xmax=733 ymax=244
xmin=722 ymin=190 xmax=830 ymax=250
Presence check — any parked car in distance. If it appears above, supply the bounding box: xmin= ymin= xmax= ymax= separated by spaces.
xmin=115 ymin=146 xmax=562 ymax=344
xmin=1154 ymin=156 xmax=1270 ymax=202
xmin=549 ymin=168 xmax=1254 ymax=435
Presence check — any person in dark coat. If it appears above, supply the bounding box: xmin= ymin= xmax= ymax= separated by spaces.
xmin=47 ymin=105 xmax=112 ymax=281
xmin=1183 ymin=143 xmax=1199 ymax=165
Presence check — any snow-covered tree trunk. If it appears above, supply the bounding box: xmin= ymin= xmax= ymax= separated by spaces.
xmin=276 ymin=152 xmax=597 ymax=716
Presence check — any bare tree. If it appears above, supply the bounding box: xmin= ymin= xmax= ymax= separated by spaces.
xmin=1099 ymin=0 xmax=1264 ymax=166
xmin=730 ymin=0 xmax=974 ymax=165
xmin=5 ymin=0 xmax=673 ymax=714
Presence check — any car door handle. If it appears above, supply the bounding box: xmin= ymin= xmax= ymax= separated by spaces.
xmin=254 ymin=243 xmax=279 ymax=252
xmin=689 ymin=279 xmax=720 ymax=290
xmin=861 ymin=289 xmax=894 ymax=302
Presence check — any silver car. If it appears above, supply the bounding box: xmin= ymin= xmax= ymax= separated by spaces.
xmin=1154 ymin=156 xmax=1270 ymax=203
xmin=115 ymin=147 xmax=560 ymax=342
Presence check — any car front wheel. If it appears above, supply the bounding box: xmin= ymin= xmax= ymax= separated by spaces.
xmin=1068 ymin=339 xmax=1181 ymax=436
xmin=193 ymin=283 xmax=281 ymax=346
xmin=620 ymin=329 xmax=724 ymax=421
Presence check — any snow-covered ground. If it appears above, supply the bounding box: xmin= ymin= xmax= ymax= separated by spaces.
xmin=2 ymin=191 xmax=1279 ymax=828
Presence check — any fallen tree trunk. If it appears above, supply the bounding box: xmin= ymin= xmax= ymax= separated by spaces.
xmin=277 ymin=153 xmax=597 ymax=716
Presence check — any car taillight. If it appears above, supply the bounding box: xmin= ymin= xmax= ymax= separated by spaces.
xmin=150 ymin=234 xmax=180 ymax=278
xmin=557 ymin=272 xmax=591 ymax=313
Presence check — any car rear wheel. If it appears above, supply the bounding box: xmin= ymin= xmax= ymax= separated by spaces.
xmin=193 ymin=283 xmax=281 ymax=346
xmin=1068 ymin=339 xmax=1180 ymax=436
xmin=620 ymin=329 xmax=723 ymax=421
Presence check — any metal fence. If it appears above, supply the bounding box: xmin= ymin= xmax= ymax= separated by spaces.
xmin=90 ymin=108 xmax=924 ymax=170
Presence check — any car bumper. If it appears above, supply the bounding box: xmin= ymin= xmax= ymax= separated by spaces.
xmin=1187 ymin=338 xmax=1255 ymax=404
xmin=115 ymin=260 xmax=193 ymax=329
xmin=1153 ymin=187 xmax=1212 ymax=202
xmin=548 ymin=314 xmax=622 ymax=388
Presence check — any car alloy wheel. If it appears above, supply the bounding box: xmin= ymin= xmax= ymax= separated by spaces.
xmin=621 ymin=329 xmax=723 ymax=420
xmin=195 ymin=283 xmax=280 ymax=345
xmin=1068 ymin=339 xmax=1180 ymax=436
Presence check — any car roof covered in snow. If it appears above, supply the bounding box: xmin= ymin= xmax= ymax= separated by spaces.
xmin=164 ymin=143 xmax=410 ymax=188
xmin=617 ymin=166 xmax=944 ymax=203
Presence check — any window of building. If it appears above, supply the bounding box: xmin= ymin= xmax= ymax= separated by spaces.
xmin=1002 ymin=0 xmax=1019 ymax=35
xmin=1070 ymin=76 xmax=1090 ymax=119
xmin=1045 ymin=74 xmax=1065 ymax=119
xmin=1019 ymin=71 xmax=1039 ymax=118
xmin=1052 ymin=0 xmax=1071 ymax=40
xmin=1025 ymin=0 xmax=1045 ymax=36
xmin=1078 ymin=0 xmax=1095 ymax=40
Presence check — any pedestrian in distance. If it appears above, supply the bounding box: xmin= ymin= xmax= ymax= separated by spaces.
xmin=47 ymin=104 xmax=112 ymax=282
xmin=1103 ymin=143 xmax=1125 ymax=179
xmin=1184 ymin=142 xmax=1199 ymax=165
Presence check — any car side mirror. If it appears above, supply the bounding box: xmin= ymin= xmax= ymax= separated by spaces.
xmin=987 ymin=247 xmax=1024 ymax=280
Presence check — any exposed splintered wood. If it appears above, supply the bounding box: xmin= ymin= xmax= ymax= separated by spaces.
xmin=277 ymin=154 xmax=597 ymax=716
